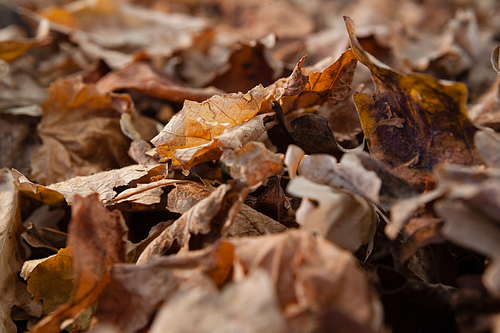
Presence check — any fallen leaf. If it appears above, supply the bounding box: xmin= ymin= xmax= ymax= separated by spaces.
xmin=278 ymin=50 xmax=357 ymax=114
xmin=0 ymin=169 xmax=42 ymax=333
xmin=95 ymin=61 xmax=223 ymax=103
xmin=149 ymin=269 xmax=287 ymax=333
xmin=230 ymin=229 xmax=383 ymax=332
xmin=345 ymin=16 xmax=482 ymax=187
xmin=30 ymin=75 xmax=157 ymax=185
xmin=137 ymin=181 xmax=249 ymax=263
xmin=221 ymin=141 xmax=284 ymax=188
xmin=287 ymin=176 xmax=377 ymax=252
xmin=208 ymin=42 xmax=278 ymax=94
xmin=245 ymin=176 xmax=297 ymax=228
xmin=0 ymin=19 xmax=51 ymax=63
xmin=90 ymin=241 xmax=233 ymax=333
xmin=152 ymin=85 xmax=269 ymax=168
xmin=21 ymin=248 xmax=76 ymax=316
xmin=45 ymin=164 xmax=167 ymax=204
xmin=224 ymin=204 xmax=287 ymax=237
xmin=31 ymin=194 xmax=127 ymax=332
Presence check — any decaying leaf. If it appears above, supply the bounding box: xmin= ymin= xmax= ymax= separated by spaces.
xmin=90 ymin=241 xmax=234 ymax=333
xmin=345 ymin=16 xmax=482 ymax=187
xmin=149 ymin=269 xmax=287 ymax=333
xmin=152 ymin=85 xmax=269 ymax=168
xmin=32 ymin=194 xmax=126 ymax=332
xmin=278 ymin=49 xmax=357 ymax=113
xmin=287 ymin=176 xmax=377 ymax=252
xmin=224 ymin=204 xmax=287 ymax=237
xmin=0 ymin=169 xmax=42 ymax=333
xmin=95 ymin=61 xmax=223 ymax=103
xmin=230 ymin=229 xmax=383 ymax=332
xmin=21 ymin=248 xmax=76 ymax=316
xmin=221 ymin=141 xmax=284 ymax=188
xmin=30 ymin=75 xmax=158 ymax=185
xmin=137 ymin=181 xmax=249 ymax=263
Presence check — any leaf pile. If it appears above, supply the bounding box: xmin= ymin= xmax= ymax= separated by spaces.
xmin=2 ymin=0 xmax=500 ymax=332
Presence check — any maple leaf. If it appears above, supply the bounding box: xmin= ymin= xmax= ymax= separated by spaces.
xmin=345 ymin=16 xmax=482 ymax=187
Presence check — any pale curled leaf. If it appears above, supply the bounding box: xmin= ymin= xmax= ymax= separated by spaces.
xmin=46 ymin=164 xmax=167 ymax=204
xmin=230 ymin=230 xmax=383 ymax=332
xmin=0 ymin=169 xmax=42 ymax=333
xmin=149 ymin=269 xmax=287 ymax=333
xmin=287 ymin=177 xmax=377 ymax=251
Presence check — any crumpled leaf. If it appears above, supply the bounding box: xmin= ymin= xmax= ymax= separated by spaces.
xmin=46 ymin=164 xmax=167 ymax=205
xmin=91 ymin=241 xmax=234 ymax=333
xmin=345 ymin=16 xmax=482 ymax=187
xmin=0 ymin=169 xmax=42 ymax=333
xmin=221 ymin=141 xmax=284 ymax=188
xmin=277 ymin=49 xmax=357 ymax=114
xmin=95 ymin=61 xmax=223 ymax=103
xmin=21 ymin=248 xmax=76 ymax=316
xmin=150 ymin=269 xmax=287 ymax=333
xmin=245 ymin=176 xmax=297 ymax=228
xmin=287 ymin=176 xmax=377 ymax=252
xmin=32 ymin=194 xmax=126 ymax=332
xmin=151 ymin=85 xmax=269 ymax=168
xmin=137 ymin=181 xmax=249 ymax=263
xmin=230 ymin=229 xmax=383 ymax=333
xmin=30 ymin=75 xmax=158 ymax=185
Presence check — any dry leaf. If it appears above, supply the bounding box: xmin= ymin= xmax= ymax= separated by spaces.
xmin=32 ymin=194 xmax=127 ymax=332
xmin=0 ymin=169 xmax=42 ymax=333
xmin=278 ymin=49 xmax=357 ymax=113
xmin=224 ymin=204 xmax=287 ymax=237
xmin=221 ymin=141 xmax=284 ymax=188
xmin=287 ymin=177 xmax=377 ymax=252
xmin=21 ymin=248 xmax=76 ymax=316
xmin=230 ymin=229 xmax=383 ymax=332
xmin=152 ymin=85 xmax=269 ymax=168
xmin=95 ymin=61 xmax=223 ymax=103
xmin=137 ymin=181 xmax=249 ymax=263
xmin=149 ymin=269 xmax=287 ymax=333
xmin=30 ymin=75 xmax=153 ymax=185
xmin=345 ymin=16 xmax=481 ymax=187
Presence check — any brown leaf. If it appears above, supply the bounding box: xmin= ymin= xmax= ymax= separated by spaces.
xmin=91 ymin=241 xmax=233 ymax=332
xmin=151 ymin=85 xmax=269 ymax=168
xmin=345 ymin=16 xmax=482 ymax=187
xmin=221 ymin=141 xmax=284 ymax=188
xmin=32 ymin=193 xmax=126 ymax=332
xmin=45 ymin=164 xmax=167 ymax=204
xmin=137 ymin=181 xmax=249 ymax=263
xmin=278 ymin=49 xmax=357 ymax=114
xmin=149 ymin=269 xmax=287 ymax=333
xmin=208 ymin=42 xmax=278 ymax=94
xmin=224 ymin=204 xmax=287 ymax=237
xmin=30 ymin=75 xmax=157 ymax=185
xmin=230 ymin=229 xmax=382 ymax=332
xmin=0 ymin=169 xmax=42 ymax=333
xmin=95 ymin=61 xmax=223 ymax=103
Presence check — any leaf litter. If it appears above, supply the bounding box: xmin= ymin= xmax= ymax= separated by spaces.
xmin=3 ymin=0 xmax=500 ymax=332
